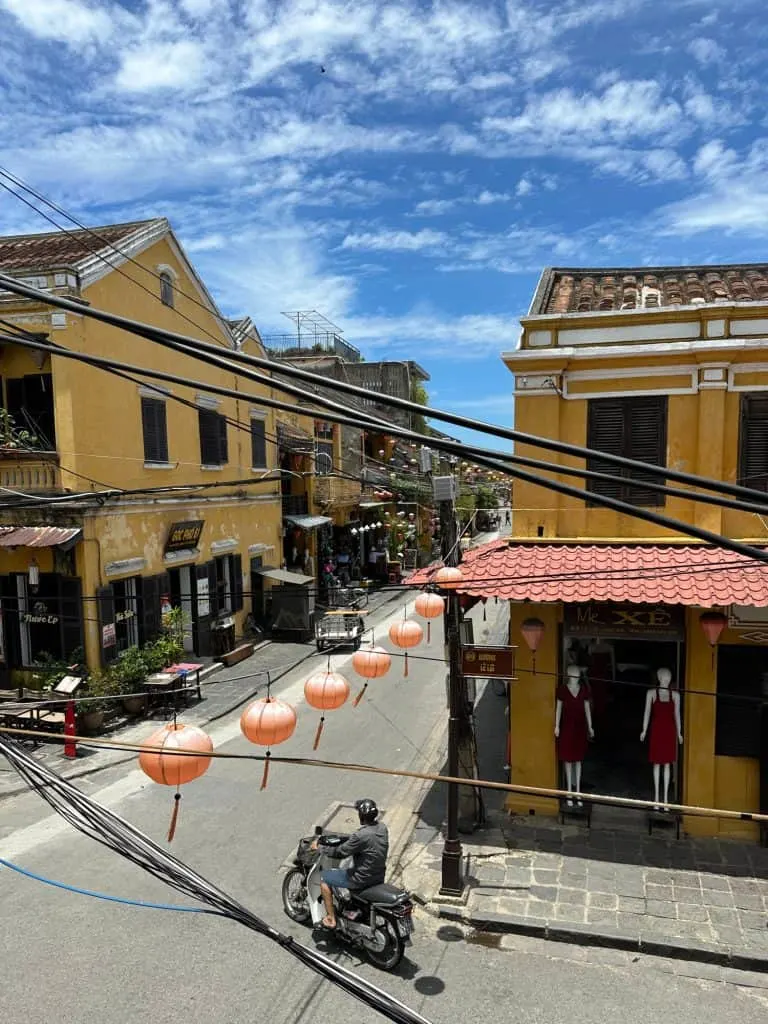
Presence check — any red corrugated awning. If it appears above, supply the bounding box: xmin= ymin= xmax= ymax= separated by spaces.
xmin=405 ymin=541 xmax=768 ymax=606
xmin=0 ymin=526 xmax=82 ymax=548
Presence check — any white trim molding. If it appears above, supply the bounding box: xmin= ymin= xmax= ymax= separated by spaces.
xmin=139 ymin=383 xmax=171 ymax=398
xmin=155 ymin=263 xmax=179 ymax=280
xmin=104 ymin=556 xmax=147 ymax=578
xmin=249 ymin=407 xmax=267 ymax=419
xmin=729 ymin=363 xmax=768 ymax=392
xmin=248 ymin=543 xmax=275 ymax=555
xmin=196 ymin=393 xmax=221 ymax=410
xmin=561 ymin=364 xmax=698 ymax=401
xmin=210 ymin=537 xmax=239 ymax=554
xmin=163 ymin=547 xmax=200 ymax=565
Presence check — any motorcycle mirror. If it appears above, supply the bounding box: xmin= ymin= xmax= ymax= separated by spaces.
xmin=314 ymin=825 xmax=323 ymax=836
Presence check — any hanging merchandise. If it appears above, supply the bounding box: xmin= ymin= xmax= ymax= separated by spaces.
xmin=304 ymin=669 xmax=350 ymax=749
xmin=240 ymin=677 xmax=297 ymax=790
xmin=413 ymin=592 xmax=445 ymax=644
xmin=351 ymin=644 xmax=392 ymax=705
xmin=139 ymin=723 xmax=213 ymax=842
xmin=699 ymin=610 xmax=728 ymax=668
xmin=520 ymin=616 xmax=546 ymax=675
xmin=388 ymin=618 xmax=423 ymax=678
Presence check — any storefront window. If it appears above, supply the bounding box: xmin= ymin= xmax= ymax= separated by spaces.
xmin=113 ymin=577 xmax=139 ymax=652
xmin=16 ymin=573 xmax=84 ymax=667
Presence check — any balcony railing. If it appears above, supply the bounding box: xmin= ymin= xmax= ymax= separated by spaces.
xmin=264 ymin=332 xmax=363 ymax=364
xmin=314 ymin=476 xmax=362 ymax=505
xmin=0 ymin=456 xmax=62 ymax=493
xmin=282 ymin=493 xmax=309 ymax=516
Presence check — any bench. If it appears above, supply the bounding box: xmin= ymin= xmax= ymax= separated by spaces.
xmin=145 ymin=664 xmax=204 ymax=715
xmin=216 ymin=643 xmax=254 ymax=668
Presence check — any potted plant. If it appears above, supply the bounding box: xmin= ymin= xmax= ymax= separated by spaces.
xmin=112 ymin=646 xmax=148 ymax=715
xmin=79 ymin=671 xmax=117 ymax=735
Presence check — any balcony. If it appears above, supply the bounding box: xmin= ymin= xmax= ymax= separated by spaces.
xmin=0 ymin=454 xmax=62 ymax=493
xmin=314 ymin=476 xmax=362 ymax=506
xmin=282 ymin=493 xmax=309 ymax=517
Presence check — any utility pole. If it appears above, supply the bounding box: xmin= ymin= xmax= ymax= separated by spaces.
xmin=435 ymin=473 xmax=464 ymax=896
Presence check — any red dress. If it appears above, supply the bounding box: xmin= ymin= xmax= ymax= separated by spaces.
xmin=556 ymin=683 xmax=590 ymax=763
xmin=648 ymin=689 xmax=677 ymax=765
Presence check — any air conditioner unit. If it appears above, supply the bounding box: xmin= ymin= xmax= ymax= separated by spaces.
xmin=432 ymin=475 xmax=457 ymax=501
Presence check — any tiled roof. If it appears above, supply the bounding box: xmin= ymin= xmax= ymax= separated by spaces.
xmin=0 ymin=526 xmax=81 ymax=548
xmin=0 ymin=219 xmax=164 ymax=274
xmin=531 ymin=264 xmax=768 ymax=315
xmin=406 ymin=541 xmax=768 ymax=606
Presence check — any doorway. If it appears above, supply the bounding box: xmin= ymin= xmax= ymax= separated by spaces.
xmin=168 ymin=565 xmax=195 ymax=654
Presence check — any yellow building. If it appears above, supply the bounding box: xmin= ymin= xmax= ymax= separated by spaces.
xmin=0 ymin=219 xmax=283 ymax=677
xmin=494 ymin=264 xmax=768 ymax=840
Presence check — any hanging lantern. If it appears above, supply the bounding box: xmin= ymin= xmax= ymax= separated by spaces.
xmin=304 ymin=670 xmax=350 ymax=749
xmin=520 ymin=616 xmax=546 ymax=675
xmin=700 ymin=610 xmax=728 ymax=668
xmin=351 ymin=645 xmax=392 ymax=705
xmin=389 ymin=619 xmax=423 ymax=677
xmin=414 ymin=592 xmax=445 ymax=644
xmin=434 ymin=566 xmax=463 ymax=590
xmin=240 ymin=695 xmax=297 ymax=790
xmin=139 ymin=723 xmax=213 ymax=842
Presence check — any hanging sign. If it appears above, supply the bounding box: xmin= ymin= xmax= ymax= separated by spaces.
xmin=564 ymin=603 xmax=685 ymax=638
xmin=197 ymin=577 xmax=210 ymax=617
xmin=461 ymin=645 xmax=516 ymax=679
xmin=102 ymin=623 xmax=117 ymax=648
xmin=164 ymin=520 xmax=204 ymax=553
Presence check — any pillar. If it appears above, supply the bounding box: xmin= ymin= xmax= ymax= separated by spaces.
xmin=682 ymin=608 xmax=717 ymax=836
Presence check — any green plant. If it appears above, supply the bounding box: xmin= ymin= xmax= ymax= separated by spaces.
xmin=456 ymin=489 xmax=476 ymax=525
xmin=32 ymin=652 xmax=74 ymax=692
xmin=111 ymin=646 xmax=148 ymax=693
xmin=0 ymin=407 xmax=39 ymax=449
xmin=82 ymin=670 xmax=119 ymax=714
xmin=143 ymin=634 xmax=183 ymax=673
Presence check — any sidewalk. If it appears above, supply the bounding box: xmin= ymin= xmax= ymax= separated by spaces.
xmin=0 ymin=586 xmax=401 ymax=801
xmin=399 ymin=800 xmax=768 ymax=971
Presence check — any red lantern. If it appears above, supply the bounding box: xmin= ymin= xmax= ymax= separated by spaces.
xmin=700 ymin=610 xmax=728 ymax=668
xmin=520 ymin=616 xmax=546 ymax=675
xmin=139 ymin=723 xmax=213 ymax=842
xmin=240 ymin=697 xmax=297 ymax=790
xmin=414 ymin=592 xmax=445 ymax=644
xmin=434 ymin=566 xmax=463 ymax=590
xmin=351 ymin=645 xmax=392 ymax=705
xmin=304 ymin=670 xmax=350 ymax=749
xmin=389 ymin=619 xmax=423 ymax=678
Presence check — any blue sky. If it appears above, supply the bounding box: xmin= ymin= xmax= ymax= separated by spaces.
xmin=2 ymin=1 xmax=768 ymax=448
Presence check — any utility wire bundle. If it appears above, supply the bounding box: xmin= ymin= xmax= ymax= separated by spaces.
xmin=0 ymin=734 xmax=433 ymax=1024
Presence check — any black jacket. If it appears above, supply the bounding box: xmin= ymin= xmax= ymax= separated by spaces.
xmin=337 ymin=822 xmax=389 ymax=888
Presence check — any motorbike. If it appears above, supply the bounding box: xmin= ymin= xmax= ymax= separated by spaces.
xmin=281 ymin=828 xmax=414 ymax=971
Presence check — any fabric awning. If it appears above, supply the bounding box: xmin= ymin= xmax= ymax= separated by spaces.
xmin=256 ymin=568 xmax=315 ymax=585
xmin=277 ymin=421 xmax=314 ymax=452
xmin=0 ymin=526 xmax=82 ymax=549
xmin=405 ymin=540 xmax=768 ymax=606
xmin=285 ymin=515 xmax=332 ymax=530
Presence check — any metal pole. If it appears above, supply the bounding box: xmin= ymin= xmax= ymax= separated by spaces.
xmin=439 ymin=489 xmax=464 ymax=896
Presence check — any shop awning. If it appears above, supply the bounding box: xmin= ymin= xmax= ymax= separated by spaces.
xmin=256 ymin=568 xmax=315 ymax=585
xmin=0 ymin=526 xmax=82 ymax=549
xmin=359 ymin=501 xmax=387 ymax=509
xmin=285 ymin=515 xmax=332 ymax=530
xmin=405 ymin=541 xmax=768 ymax=606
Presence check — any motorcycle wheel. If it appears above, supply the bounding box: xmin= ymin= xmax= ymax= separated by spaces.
xmin=281 ymin=869 xmax=311 ymax=924
xmin=365 ymin=917 xmax=405 ymax=971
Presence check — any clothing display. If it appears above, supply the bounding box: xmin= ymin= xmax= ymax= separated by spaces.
xmin=556 ymin=683 xmax=591 ymax=762
xmin=648 ymin=689 xmax=677 ymax=765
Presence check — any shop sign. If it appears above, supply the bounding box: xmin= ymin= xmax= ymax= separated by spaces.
xmin=115 ymin=608 xmax=135 ymax=622
xmin=164 ymin=520 xmax=204 ymax=554
xmin=197 ymin=578 xmax=210 ymax=617
xmin=102 ymin=623 xmax=117 ymax=648
xmin=564 ymin=603 xmax=685 ymax=638
xmin=461 ymin=645 xmax=516 ymax=679
xmin=22 ymin=601 xmax=59 ymax=625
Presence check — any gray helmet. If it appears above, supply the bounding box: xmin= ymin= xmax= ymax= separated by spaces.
xmin=355 ymin=798 xmax=378 ymax=825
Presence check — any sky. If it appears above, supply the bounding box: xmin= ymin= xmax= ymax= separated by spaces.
xmin=1 ymin=0 xmax=768 ymax=449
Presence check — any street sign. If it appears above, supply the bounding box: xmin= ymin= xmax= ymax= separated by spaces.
xmin=461 ymin=645 xmax=516 ymax=679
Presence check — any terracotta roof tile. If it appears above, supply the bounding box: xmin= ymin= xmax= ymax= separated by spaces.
xmin=406 ymin=542 xmax=768 ymax=606
xmin=0 ymin=219 xmax=163 ymax=275
xmin=533 ymin=264 xmax=768 ymax=315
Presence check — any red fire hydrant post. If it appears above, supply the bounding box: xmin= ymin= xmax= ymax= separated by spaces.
xmin=63 ymin=700 xmax=77 ymax=759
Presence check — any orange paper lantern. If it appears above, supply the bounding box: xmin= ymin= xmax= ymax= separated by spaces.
xmin=414 ymin=591 xmax=445 ymax=644
xmin=351 ymin=645 xmax=392 ymax=705
xmin=240 ymin=697 xmax=297 ymax=790
xmin=139 ymin=723 xmax=213 ymax=842
xmin=304 ymin=670 xmax=350 ymax=749
xmin=388 ymin=619 xmax=423 ymax=678
xmin=434 ymin=566 xmax=463 ymax=590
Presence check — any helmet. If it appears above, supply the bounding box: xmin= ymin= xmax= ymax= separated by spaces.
xmin=355 ymin=798 xmax=378 ymax=825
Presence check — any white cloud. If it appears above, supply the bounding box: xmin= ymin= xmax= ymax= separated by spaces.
xmin=115 ymin=40 xmax=209 ymax=92
xmin=0 ymin=0 xmax=115 ymax=45
xmin=476 ymin=190 xmax=512 ymax=204
xmin=341 ymin=229 xmax=446 ymax=252
xmin=345 ymin=310 xmax=518 ymax=359
xmin=413 ymin=199 xmax=456 ymax=216
xmin=516 ymin=176 xmax=534 ymax=196
xmin=467 ymin=72 xmax=515 ymax=91
xmin=687 ymin=37 xmax=725 ymax=64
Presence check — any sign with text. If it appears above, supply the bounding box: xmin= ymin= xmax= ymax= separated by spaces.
xmin=102 ymin=623 xmax=117 ymax=648
xmin=564 ymin=603 xmax=685 ymax=639
xmin=164 ymin=520 xmax=204 ymax=554
xmin=461 ymin=645 xmax=516 ymax=679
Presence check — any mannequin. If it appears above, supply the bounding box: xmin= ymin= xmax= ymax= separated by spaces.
xmin=640 ymin=667 xmax=682 ymax=809
xmin=555 ymin=664 xmax=594 ymax=806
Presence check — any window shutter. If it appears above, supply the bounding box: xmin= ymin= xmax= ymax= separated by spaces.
xmin=251 ymin=418 xmax=266 ymax=468
xmin=586 ymin=400 xmax=625 ymax=502
xmin=218 ymin=413 xmax=229 ymax=464
xmin=739 ymin=394 xmax=768 ymax=491
xmin=141 ymin=398 xmax=168 ymax=463
xmin=194 ymin=563 xmax=213 ymax=656
xmin=586 ymin=396 xmax=667 ymax=508
xmin=139 ymin=575 xmax=162 ymax=643
xmin=232 ymin=554 xmax=243 ymax=612
xmin=96 ymin=584 xmax=118 ymax=666
xmin=625 ymin=397 xmax=667 ymax=507
xmin=199 ymin=409 xmax=221 ymax=465
xmin=207 ymin=560 xmax=219 ymax=617
xmin=59 ymin=577 xmax=84 ymax=662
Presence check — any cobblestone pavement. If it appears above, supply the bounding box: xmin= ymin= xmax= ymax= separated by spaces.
xmin=400 ymin=806 xmax=768 ymax=970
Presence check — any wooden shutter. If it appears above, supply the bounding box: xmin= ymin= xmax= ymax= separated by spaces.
xmin=218 ymin=413 xmax=229 ymax=465
xmin=739 ymin=394 xmax=768 ymax=491
xmin=586 ymin=400 xmax=625 ymax=502
xmin=625 ymin=396 xmax=667 ymax=507
xmin=251 ymin=418 xmax=266 ymax=468
xmin=199 ymin=409 xmax=222 ymax=465
xmin=139 ymin=575 xmax=162 ymax=643
xmin=96 ymin=584 xmax=118 ymax=666
xmin=232 ymin=554 xmax=244 ymax=612
xmin=194 ymin=562 xmax=215 ymax=656
xmin=141 ymin=397 xmax=168 ymax=463
xmin=59 ymin=576 xmax=84 ymax=662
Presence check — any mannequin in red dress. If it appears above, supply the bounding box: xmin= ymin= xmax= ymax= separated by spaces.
xmin=554 ymin=664 xmax=594 ymax=806
xmin=640 ymin=668 xmax=683 ymax=809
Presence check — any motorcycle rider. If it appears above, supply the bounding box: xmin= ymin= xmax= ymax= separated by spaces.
xmin=311 ymin=798 xmax=389 ymax=930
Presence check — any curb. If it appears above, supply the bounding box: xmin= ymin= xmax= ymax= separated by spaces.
xmin=432 ymin=904 xmax=768 ymax=973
